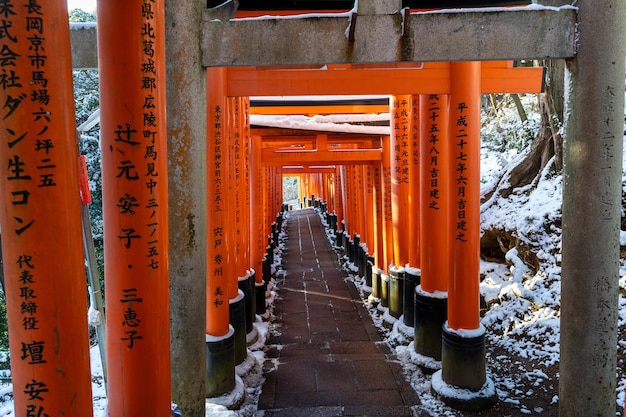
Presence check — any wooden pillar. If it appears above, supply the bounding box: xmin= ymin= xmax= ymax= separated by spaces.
xmin=325 ymin=172 xmax=334 ymax=213
xmin=206 ymin=68 xmax=231 ymax=338
xmin=334 ymin=166 xmax=344 ymax=230
xmin=433 ymin=62 xmax=496 ymax=410
xmin=206 ymin=68 xmax=230 ymax=337
xmin=205 ymin=70 xmax=236 ymax=397
xmin=355 ymin=165 xmax=365 ymax=237
xmin=390 ymin=95 xmax=411 ymax=267
xmin=420 ymin=94 xmax=450 ymax=294
xmin=560 ymin=0 xmax=626 ymax=414
xmin=372 ymin=160 xmax=384 ymax=269
xmin=242 ymin=98 xmax=251 ymax=273
xmin=414 ymin=94 xmax=450 ymax=364
xmin=250 ymin=135 xmax=264 ymax=283
xmin=0 ymin=2 xmax=93 ymax=415
xmin=231 ymin=97 xmax=247 ymax=280
xmin=99 ymin=0 xmax=171 ymax=414
xmin=363 ymin=165 xmax=375 ymax=255
xmin=165 ymin=0 xmax=207 ymax=412
xmin=381 ymin=135 xmax=394 ymax=274
xmin=447 ymin=63 xmax=481 ymax=332
xmin=408 ymin=95 xmax=421 ymax=268
xmin=341 ymin=166 xmax=351 ymax=234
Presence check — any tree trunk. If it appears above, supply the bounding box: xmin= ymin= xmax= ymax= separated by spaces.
xmin=481 ymin=60 xmax=564 ymax=205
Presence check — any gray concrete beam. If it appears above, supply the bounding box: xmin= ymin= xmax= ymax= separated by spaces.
xmin=71 ymin=8 xmax=577 ymax=69
xmin=70 ymin=23 xmax=97 ymax=69
xmin=201 ymin=7 xmax=577 ymax=67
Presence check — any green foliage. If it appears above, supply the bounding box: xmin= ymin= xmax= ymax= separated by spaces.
xmin=283 ymin=176 xmax=299 ymax=202
xmin=69 ymin=8 xmax=96 ymax=22
xmin=73 ymin=70 xmax=105 ymax=293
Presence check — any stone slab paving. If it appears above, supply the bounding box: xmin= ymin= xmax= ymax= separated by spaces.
xmin=258 ymin=208 xmax=421 ymax=416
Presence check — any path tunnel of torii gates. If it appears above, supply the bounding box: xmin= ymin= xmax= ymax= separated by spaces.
xmin=0 ymin=0 xmax=624 ymax=416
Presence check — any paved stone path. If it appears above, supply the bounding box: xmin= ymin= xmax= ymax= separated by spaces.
xmin=258 ymin=208 xmax=421 ymax=416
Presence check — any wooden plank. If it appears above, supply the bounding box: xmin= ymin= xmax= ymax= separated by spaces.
xmin=228 ymin=62 xmax=544 ymax=96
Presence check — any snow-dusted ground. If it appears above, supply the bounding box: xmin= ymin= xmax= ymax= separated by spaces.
xmin=0 ymin=94 xmax=624 ymax=416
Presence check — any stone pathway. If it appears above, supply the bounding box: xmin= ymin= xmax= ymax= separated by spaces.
xmin=258 ymin=208 xmax=421 ymax=416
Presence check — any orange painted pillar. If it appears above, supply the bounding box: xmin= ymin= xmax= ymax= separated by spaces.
xmin=227 ymin=97 xmax=247 ymax=365
xmin=324 ymin=172 xmax=333 ymax=213
xmin=447 ymin=63 xmax=481 ymax=332
xmin=0 ymin=2 xmax=93 ymax=416
xmin=325 ymin=172 xmax=332 ymax=210
xmin=363 ymin=164 xmax=375 ymax=286
xmin=372 ymin=160 xmax=384 ymax=270
xmin=368 ymin=157 xmax=385 ymax=303
xmin=357 ymin=165 xmax=367 ymax=239
xmin=205 ymin=66 xmax=236 ymax=396
xmin=226 ymin=97 xmax=238 ymax=301
xmin=403 ymin=96 xmax=421 ymax=327
xmin=206 ymin=68 xmax=231 ymax=337
xmin=381 ymin=136 xmax=394 ymax=274
xmin=353 ymin=164 xmax=366 ymax=275
xmin=434 ymin=62 xmax=495 ymax=407
xmin=276 ymin=167 xmax=283 ymax=214
xmin=390 ymin=95 xmax=412 ymax=267
xmin=414 ymin=94 xmax=450 ymax=362
xmin=242 ymin=97 xmax=252 ymax=273
xmin=261 ymin=166 xmax=269 ymax=238
xmin=363 ymin=165 xmax=375 ymax=254
xmin=420 ymin=94 xmax=450 ymax=294
xmin=340 ymin=166 xmax=350 ymax=236
xmin=231 ymin=97 xmax=247 ymax=280
xmin=250 ymin=135 xmax=264 ymax=281
xmin=98 ymin=0 xmax=171 ymax=414
xmin=389 ymin=96 xmax=412 ymax=318
xmin=334 ymin=166 xmax=344 ymax=232
xmin=408 ymin=95 xmax=421 ymax=268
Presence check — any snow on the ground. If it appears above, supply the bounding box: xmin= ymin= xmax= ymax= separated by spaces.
xmin=0 ymin=94 xmax=624 ymax=416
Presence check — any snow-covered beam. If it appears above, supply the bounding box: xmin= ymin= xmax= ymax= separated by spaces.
xmin=201 ymin=6 xmax=577 ymax=67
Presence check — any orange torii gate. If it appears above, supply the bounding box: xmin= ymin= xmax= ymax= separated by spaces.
xmin=246 ymin=60 xmax=544 ymax=408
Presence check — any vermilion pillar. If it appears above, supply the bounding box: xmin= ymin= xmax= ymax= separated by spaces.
xmin=433 ymin=62 xmax=496 ymax=409
xmin=340 ymin=165 xmax=350 ymax=235
xmin=390 ymin=95 xmax=411 ymax=267
xmin=372 ymin=159 xmax=384 ymax=269
xmin=403 ymin=96 xmax=421 ymax=327
xmin=250 ymin=135 xmax=264 ymax=280
xmin=227 ymin=97 xmax=247 ymax=365
xmin=0 ymin=2 xmax=93 ymax=416
xmin=363 ymin=165 xmax=375 ymax=255
xmin=389 ymin=96 xmax=412 ymax=318
xmin=334 ymin=166 xmax=344 ymax=231
xmin=447 ymin=63 xmax=481 ymax=332
xmin=381 ymin=136 xmax=394 ymax=274
xmin=408 ymin=96 xmax=421 ymax=268
xmin=99 ymin=0 xmax=171 ymax=415
xmin=242 ymin=98 xmax=251 ymax=273
xmin=206 ymin=68 xmax=236 ymax=397
xmin=414 ymin=94 xmax=450 ymax=365
xmin=206 ymin=68 xmax=231 ymax=337
xmin=420 ymin=94 xmax=450 ymax=294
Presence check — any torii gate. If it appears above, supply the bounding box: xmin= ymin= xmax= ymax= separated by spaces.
xmin=0 ymin=0 xmax=622 ymax=416
xmin=240 ymin=57 xmax=544 ymax=407
xmin=196 ymin=2 xmax=624 ymax=415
